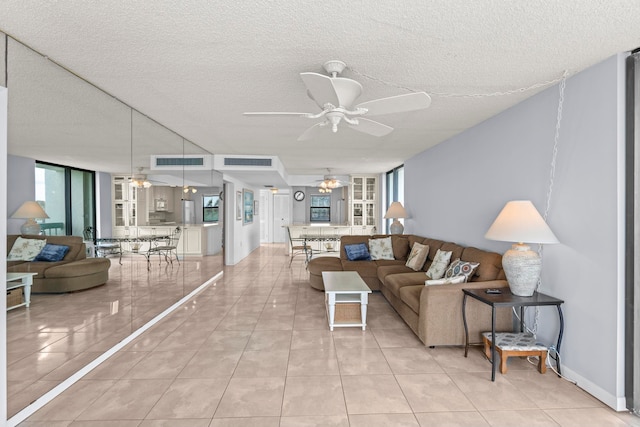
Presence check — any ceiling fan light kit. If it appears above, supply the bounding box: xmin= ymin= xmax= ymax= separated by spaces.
xmin=244 ymin=60 xmax=431 ymax=141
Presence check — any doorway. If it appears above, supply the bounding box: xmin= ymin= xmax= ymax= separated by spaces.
xmin=273 ymin=193 xmax=290 ymax=243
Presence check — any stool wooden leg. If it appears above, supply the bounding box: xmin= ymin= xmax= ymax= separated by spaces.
xmin=499 ymin=350 xmax=508 ymax=374
xmin=538 ymin=351 xmax=547 ymax=374
xmin=482 ymin=336 xmax=492 ymax=360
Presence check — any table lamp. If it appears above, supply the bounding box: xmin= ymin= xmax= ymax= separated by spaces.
xmin=485 ymin=200 xmax=559 ymax=296
xmin=384 ymin=202 xmax=408 ymax=234
xmin=11 ymin=201 xmax=50 ymax=235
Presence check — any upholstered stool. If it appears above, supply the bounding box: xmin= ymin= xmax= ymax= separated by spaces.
xmin=482 ymin=332 xmax=548 ymax=374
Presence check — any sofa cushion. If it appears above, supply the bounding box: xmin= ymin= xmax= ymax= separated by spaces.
xmin=7 ymin=260 xmax=69 ymax=277
xmin=308 ymin=256 xmax=343 ymax=276
xmin=391 ymin=236 xmax=410 ymax=260
xmin=7 ymin=237 xmax=47 ymax=261
xmin=384 ymin=272 xmax=431 ymax=298
xmin=440 ymin=242 xmax=465 ymax=262
xmin=34 ymin=244 xmax=70 ymax=262
xmin=460 ymin=247 xmax=504 ymax=282
xmin=342 ymin=260 xmax=379 ymax=279
xmin=398 ymin=285 xmax=423 ymax=315
xmin=426 ymin=249 xmax=452 ymax=279
xmin=421 ymin=238 xmax=446 ymax=270
xmin=340 ymin=235 xmax=373 ymax=260
xmin=444 ymin=259 xmax=480 ymax=282
xmin=406 ymin=242 xmax=429 ymax=271
xmin=425 ymin=275 xmax=466 ymax=286
xmin=344 ymin=243 xmax=371 ymax=261
xmin=45 ymin=258 xmax=111 ymax=278
xmin=369 ymin=237 xmax=394 ymax=260
xmin=377 ymin=264 xmax=416 ymax=284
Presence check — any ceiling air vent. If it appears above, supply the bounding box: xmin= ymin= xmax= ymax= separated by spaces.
xmin=151 ymin=155 xmax=213 ymax=170
xmin=223 ymin=157 xmax=272 ymax=167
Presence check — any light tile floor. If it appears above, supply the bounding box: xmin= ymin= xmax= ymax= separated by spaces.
xmin=14 ymin=244 xmax=640 ymax=426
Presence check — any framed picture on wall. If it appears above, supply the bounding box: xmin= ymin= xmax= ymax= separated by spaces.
xmin=236 ymin=191 xmax=242 ymax=220
xmin=243 ymin=189 xmax=254 ymax=224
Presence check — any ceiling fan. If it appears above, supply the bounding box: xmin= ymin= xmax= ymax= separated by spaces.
xmin=244 ymin=60 xmax=431 ymax=141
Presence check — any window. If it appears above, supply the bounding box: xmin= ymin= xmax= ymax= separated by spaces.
xmin=310 ymin=195 xmax=331 ymax=222
xmin=385 ymin=165 xmax=404 ymax=233
xmin=203 ymin=195 xmax=220 ymax=222
xmin=36 ymin=161 xmax=95 ymax=236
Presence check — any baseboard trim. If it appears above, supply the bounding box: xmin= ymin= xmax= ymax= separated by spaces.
xmin=560 ymin=365 xmax=627 ymax=411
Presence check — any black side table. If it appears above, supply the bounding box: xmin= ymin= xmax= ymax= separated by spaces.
xmin=462 ymin=288 xmax=564 ymax=381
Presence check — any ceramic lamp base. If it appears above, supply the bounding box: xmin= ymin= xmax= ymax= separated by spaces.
xmin=502 ymin=243 xmax=541 ymax=297
xmin=389 ymin=220 xmax=404 ymax=235
xmin=21 ymin=219 xmax=42 ymax=235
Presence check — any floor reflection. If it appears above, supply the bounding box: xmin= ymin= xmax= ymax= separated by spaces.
xmin=6 ymin=253 xmax=223 ymax=418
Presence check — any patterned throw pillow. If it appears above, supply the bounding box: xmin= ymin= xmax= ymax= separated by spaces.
xmin=344 ymin=243 xmax=371 ymax=261
xmin=425 ymin=249 xmax=452 ymax=279
xmin=7 ymin=237 xmax=47 ymax=261
xmin=425 ymin=276 xmax=466 ymax=286
xmin=444 ymin=259 xmax=480 ymax=282
xmin=34 ymin=244 xmax=70 ymax=262
xmin=368 ymin=237 xmax=394 ymax=260
xmin=405 ymin=242 xmax=429 ymax=271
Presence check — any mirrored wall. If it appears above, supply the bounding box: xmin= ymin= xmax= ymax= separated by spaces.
xmin=3 ymin=34 xmax=224 ymax=419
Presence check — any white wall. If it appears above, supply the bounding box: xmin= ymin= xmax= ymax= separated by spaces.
xmin=405 ymin=54 xmax=626 ymax=409
xmin=223 ymin=177 xmax=261 ymax=265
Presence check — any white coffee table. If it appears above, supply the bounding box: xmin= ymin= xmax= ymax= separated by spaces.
xmin=7 ymin=272 xmax=37 ymax=310
xmin=322 ymin=271 xmax=372 ymax=331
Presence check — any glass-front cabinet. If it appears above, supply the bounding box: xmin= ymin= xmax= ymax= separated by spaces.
xmin=350 ymin=175 xmax=377 ymax=229
xmin=112 ymin=176 xmax=137 ymax=231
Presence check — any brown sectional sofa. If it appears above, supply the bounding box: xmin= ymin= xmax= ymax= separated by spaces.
xmin=7 ymin=234 xmax=111 ymax=293
xmin=307 ymin=234 xmax=513 ymax=346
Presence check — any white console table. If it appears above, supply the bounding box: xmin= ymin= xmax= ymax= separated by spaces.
xmin=7 ymin=272 xmax=37 ymax=311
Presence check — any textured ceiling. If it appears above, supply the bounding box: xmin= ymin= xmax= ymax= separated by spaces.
xmin=1 ymin=1 xmax=640 ymax=183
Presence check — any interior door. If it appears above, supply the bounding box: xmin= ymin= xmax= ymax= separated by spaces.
xmin=273 ymin=194 xmax=290 ymax=243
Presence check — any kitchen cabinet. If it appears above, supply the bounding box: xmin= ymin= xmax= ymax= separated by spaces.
xmin=350 ymin=175 xmax=377 ymax=228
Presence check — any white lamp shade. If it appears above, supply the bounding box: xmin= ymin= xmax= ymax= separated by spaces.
xmin=384 ymin=202 xmax=408 ymax=219
xmin=485 ymin=200 xmax=558 ymax=244
xmin=11 ymin=201 xmax=50 ymax=220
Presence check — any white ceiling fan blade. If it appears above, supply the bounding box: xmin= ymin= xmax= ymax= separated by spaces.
xmin=297 ymin=122 xmax=327 ymax=142
xmin=243 ymin=112 xmax=310 ymax=117
xmin=349 ymin=118 xmax=394 ymax=137
xmin=300 ymin=72 xmax=340 ymax=108
xmin=330 ymin=77 xmax=363 ymax=108
xmin=355 ymin=92 xmax=431 ymax=116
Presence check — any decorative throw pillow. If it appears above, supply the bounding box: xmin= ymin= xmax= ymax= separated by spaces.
xmin=425 ymin=249 xmax=452 ymax=279
xmin=425 ymin=276 xmax=466 ymax=286
xmin=368 ymin=237 xmax=394 ymax=260
xmin=344 ymin=243 xmax=371 ymax=261
xmin=34 ymin=244 xmax=70 ymax=262
xmin=444 ymin=259 xmax=480 ymax=282
xmin=7 ymin=237 xmax=47 ymax=261
xmin=405 ymin=242 xmax=429 ymax=271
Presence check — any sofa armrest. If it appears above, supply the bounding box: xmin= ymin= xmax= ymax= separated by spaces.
xmin=418 ymin=280 xmax=511 ymax=346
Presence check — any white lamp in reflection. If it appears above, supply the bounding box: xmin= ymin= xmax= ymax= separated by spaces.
xmin=384 ymin=202 xmax=408 ymax=234
xmin=11 ymin=201 xmax=50 ymax=235
xmin=485 ymin=200 xmax=559 ymax=296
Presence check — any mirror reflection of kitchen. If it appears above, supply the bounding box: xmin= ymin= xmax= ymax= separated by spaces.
xmin=203 ymin=195 xmax=220 ymax=223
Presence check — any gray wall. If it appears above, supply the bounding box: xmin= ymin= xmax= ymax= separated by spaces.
xmin=405 ymin=54 xmax=625 ymax=408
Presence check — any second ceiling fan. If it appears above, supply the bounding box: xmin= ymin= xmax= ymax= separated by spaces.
xmin=244 ymin=60 xmax=431 ymax=141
